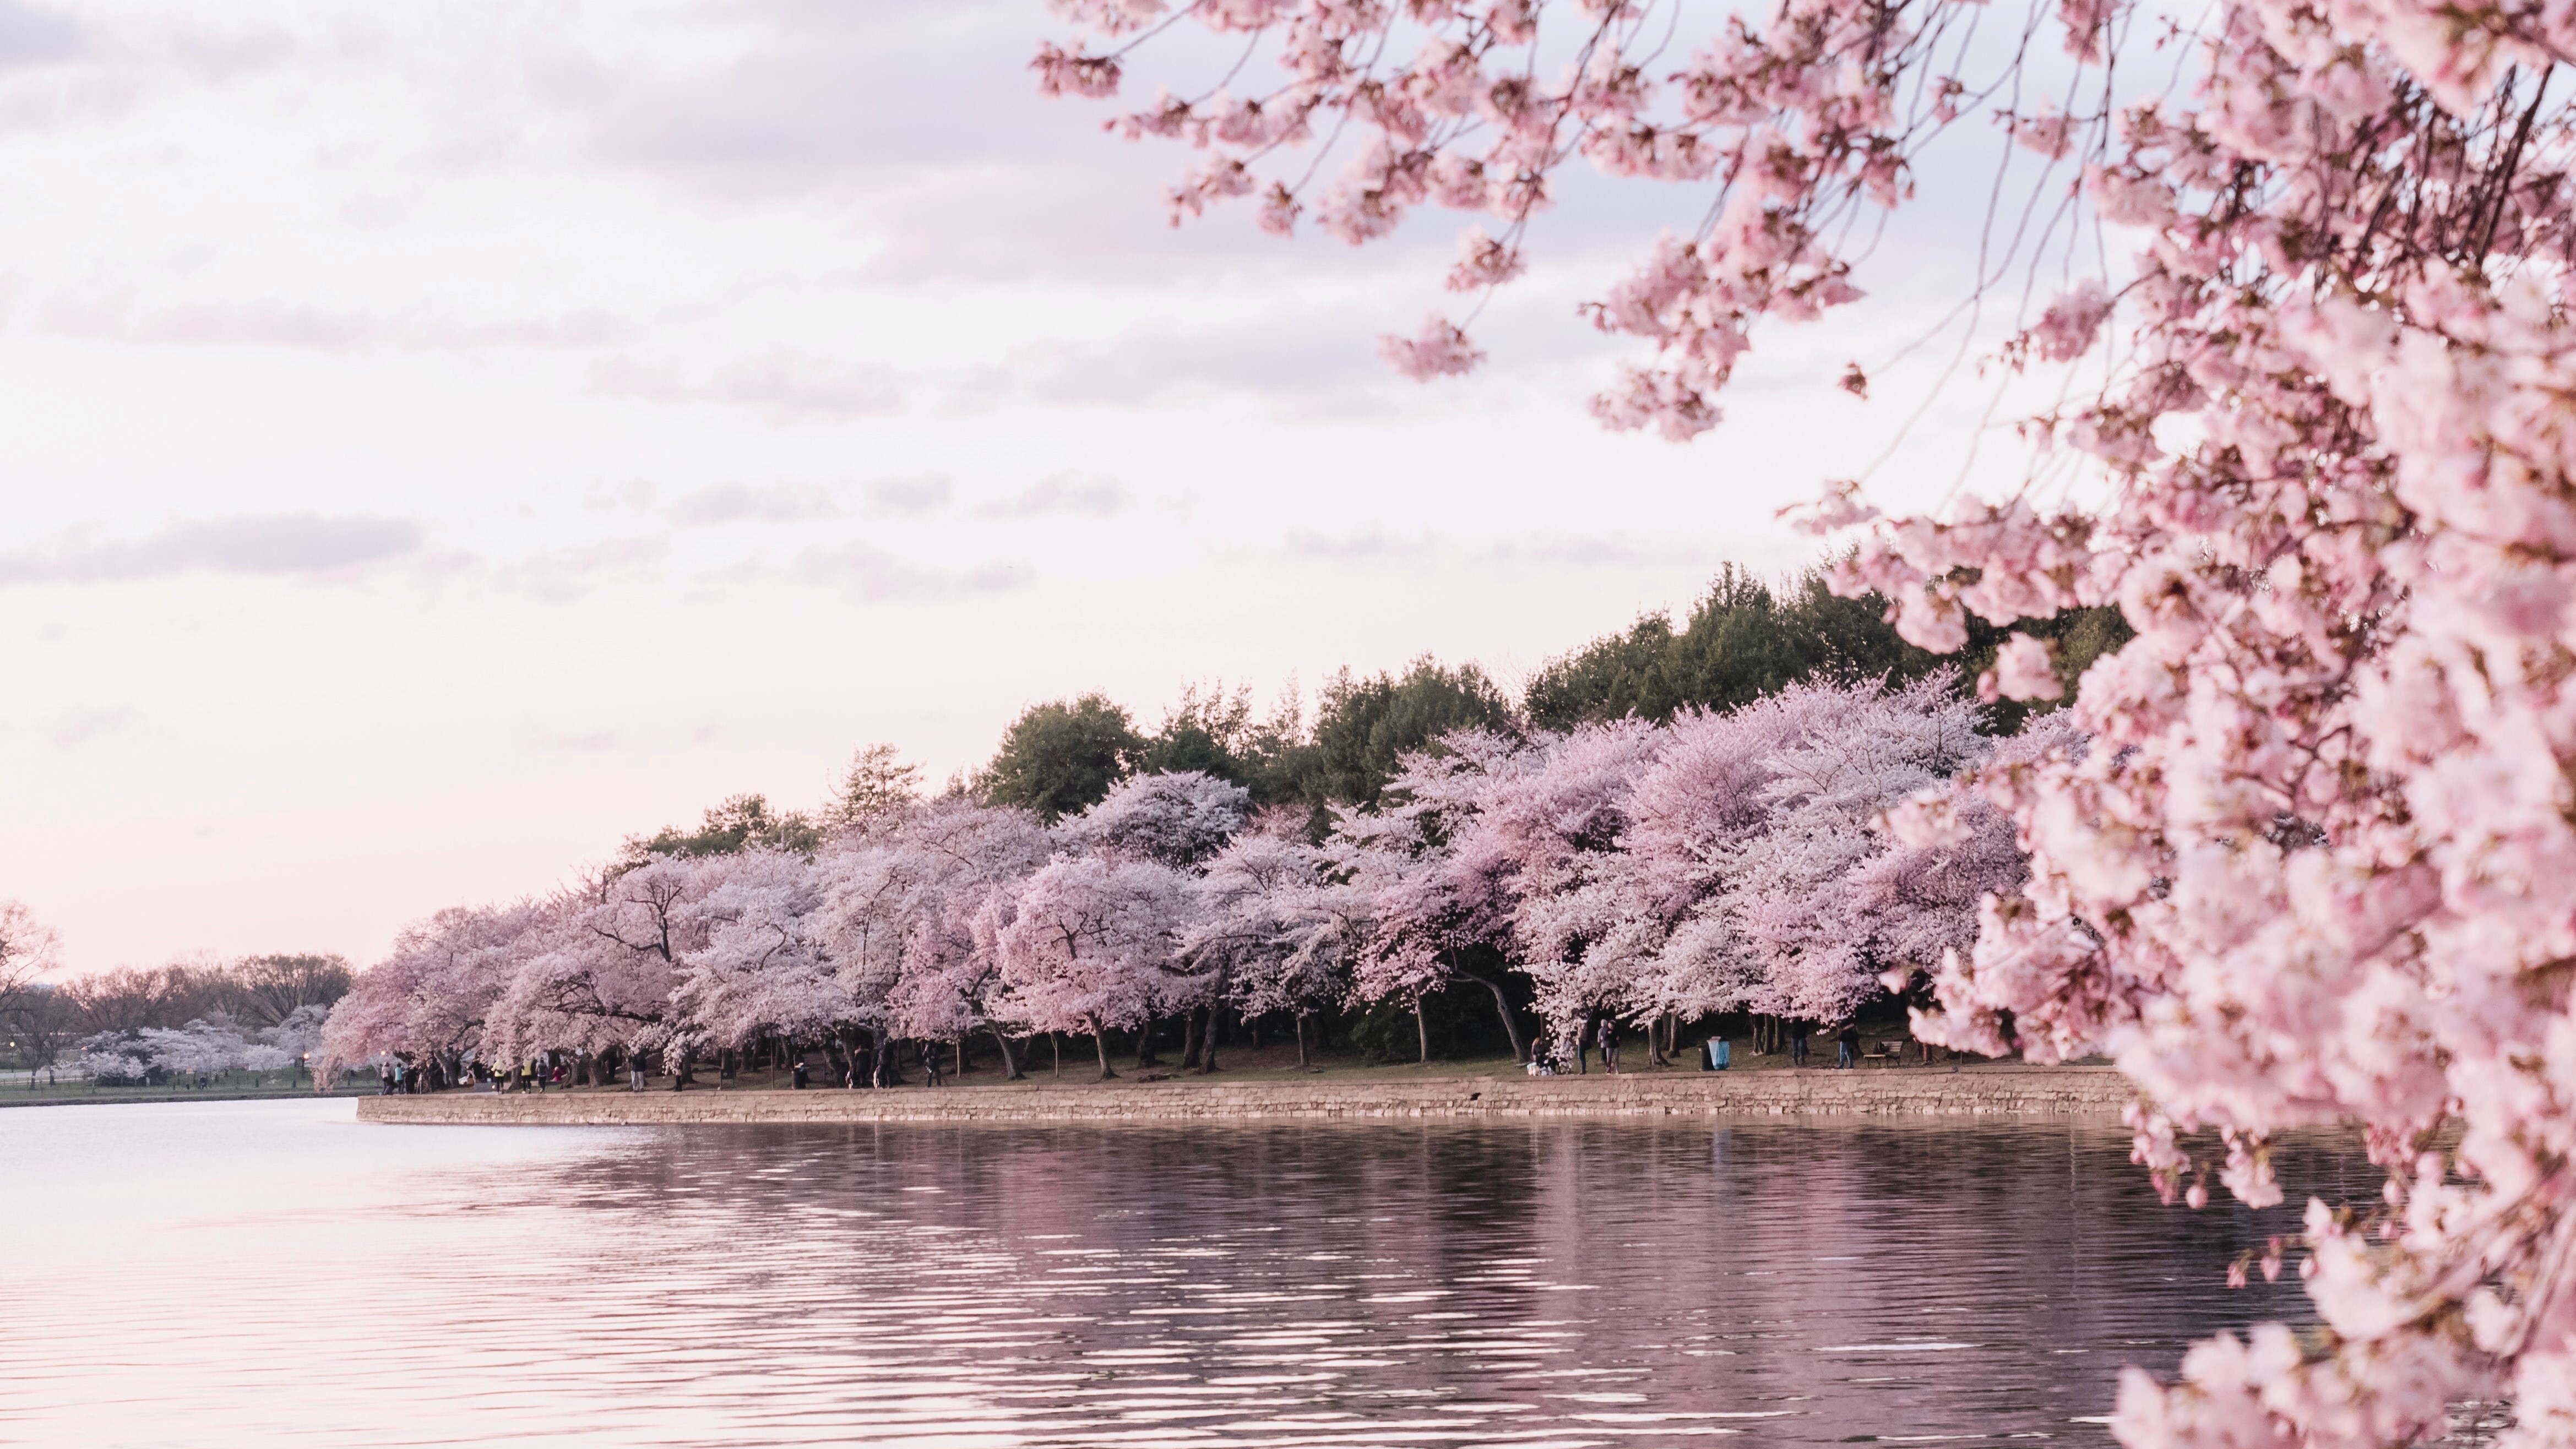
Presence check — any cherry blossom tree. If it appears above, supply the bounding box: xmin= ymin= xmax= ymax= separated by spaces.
xmin=1698 ymin=676 xmax=1993 ymax=1026
xmin=1064 ymin=769 xmax=1251 ymax=867
xmin=318 ymin=901 xmax=546 ymax=1085
xmin=76 ymin=1020 xmax=253 ymax=1083
xmin=992 ymin=854 xmax=1192 ymax=1079
xmin=486 ymin=857 xmax=723 ymax=1074
xmin=1053 ymin=770 xmax=1253 ymax=1064
xmin=0 ymin=899 xmax=58 ymax=999
xmin=1186 ymin=831 xmax=1365 ymax=1069
xmin=1336 ymin=729 xmax=1543 ymax=1062
xmin=1037 ymin=0 xmax=2576 ymax=1436
xmin=667 ymin=849 xmax=839 ymax=1061
xmin=1468 ymin=718 xmax=1669 ymax=1063
xmin=0 ymin=900 xmax=60 ymax=1054
xmin=808 ymin=797 xmax=1055 ymax=1082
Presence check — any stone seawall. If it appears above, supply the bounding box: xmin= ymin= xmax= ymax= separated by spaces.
xmin=357 ymin=1066 xmax=2133 ymax=1127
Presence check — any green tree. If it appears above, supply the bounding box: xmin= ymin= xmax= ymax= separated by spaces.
xmin=977 ymin=693 xmax=1144 ymax=821
xmin=1526 ymin=563 xmax=2127 ymax=734
xmin=1292 ymin=657 xmax=1517 ymax=811
xmin=623 ymin=793 xmax=821 ymax=866
xmin=825 ymin=743 xmax=923 ymax=827
xmin=1133 ymin=680 xmax=1312 ymax=805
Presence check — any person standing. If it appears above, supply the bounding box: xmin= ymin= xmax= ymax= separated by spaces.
xmin=1837 ymin=1023 xmax=1861 ymax=1070
xmin=1789 ymin=1026 xmax=1809 ymax=1068
xmin=628 ymin=1052 xmax=645 ymax=1092
xmin=921 ymin=1043 xmax=944 ymax=1088
xmin=1597 ymin=1017 xmax=1621 ymax=1075
xmin=792 ymin=1058 xmax=809 ymax=1090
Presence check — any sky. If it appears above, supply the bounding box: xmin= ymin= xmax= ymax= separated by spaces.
xmin=1 ymin=0 xmax=2077 ymax=976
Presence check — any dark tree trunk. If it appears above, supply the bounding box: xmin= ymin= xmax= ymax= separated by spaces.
xmin=1088 ymin=1016 xmax=1117 ymax=1081
xmin=954 ymin=1037 xmax=966 ymax=1078
xmin=1294 ymin=1012 xmax=1312 ymax=1070
xmin=1050 ymin=1032 xmax=1062 ymax=1077
xmin=871 ymin=1028 xmax=895 ymax=1088
xmin=1458 ymin=972 xmax=1527 ymax=1063
xmin=1414 ymin=995 xmax=1430 ymax=1064
xmin=1180 ymin=1008 xmax=1201 ymax=1070
xmin=1196 ymin=1006 xmax=1220 ymax=1074
xmin=990 ymin=1026 xmax=1023 ymax=1080
xmin=1575 ymin=1014 xmax=1593 ymax=1075
xmin=1135 ymin=1016 xmax=1160 ymax=1069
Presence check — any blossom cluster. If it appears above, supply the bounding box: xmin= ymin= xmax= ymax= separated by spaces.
xmin=1036 ymin=0 xmax=2013 ymax=437
xmin=76 ymin=1007 xmax=328 ymax=1082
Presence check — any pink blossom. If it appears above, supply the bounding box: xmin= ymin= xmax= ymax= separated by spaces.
xmin=1378 ymin=315 xmax=1486 ymax=380
xmin=1984 ymin=633 xmax=2064 ymax=702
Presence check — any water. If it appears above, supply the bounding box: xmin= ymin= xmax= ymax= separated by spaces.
xmin=0 ymin=1099 xmax=2355 ymax=1448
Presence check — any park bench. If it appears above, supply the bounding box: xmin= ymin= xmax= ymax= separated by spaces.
xmin=1862 ymin=1039 xmax=1908 ymax=1065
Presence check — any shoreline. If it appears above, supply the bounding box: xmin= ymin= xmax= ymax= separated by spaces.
xmin=357 ymin=1065 xmax=2135 ymax=1126
xmin=2 ymin=1088 xmax=374 ymax=1111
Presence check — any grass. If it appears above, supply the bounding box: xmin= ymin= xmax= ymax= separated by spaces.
xmin=488 ymin=1034 xmax=2046 ymax=1096
xmin=0 ymin=1069 xmax=374 ymax=1108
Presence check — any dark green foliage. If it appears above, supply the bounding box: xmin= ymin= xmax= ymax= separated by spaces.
xmin=1526 ymin=563 xmax=2128 ymax=735
xmin=976 ymin=693 xmax=1146 ymax=821
xmin=624 ymin=793 xmax=821 ymax=865
xmin=1133 ymin=683 xmax=1310 ymax=806
xmin=1289 ymin=657 xmax=1517 ymax=811
xmin=1954 ymin=600 xmax=2134 ymax=734
xmin=1339 ymin=970 xmax=1531 ymax=1063
xmin=1525 ymin=565 xmax=1939 ymax=728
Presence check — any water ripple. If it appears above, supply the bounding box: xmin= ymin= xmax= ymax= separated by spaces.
xmin=0 ymin=1100 xmax=2353 ymax=1448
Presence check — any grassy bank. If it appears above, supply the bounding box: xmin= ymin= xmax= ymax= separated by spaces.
xmin=0 ymin=1069 xmax=373 ymax=1108
xmin=484 ymin=1038 xmax=2056 ymax=1097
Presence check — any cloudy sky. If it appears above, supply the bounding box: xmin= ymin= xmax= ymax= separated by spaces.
xmin=2 ymin=0 xmax=2061 ymax=974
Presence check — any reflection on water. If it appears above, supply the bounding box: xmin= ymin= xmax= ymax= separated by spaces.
xmin=0 ymin=1099 xmax=2357 ymax=1447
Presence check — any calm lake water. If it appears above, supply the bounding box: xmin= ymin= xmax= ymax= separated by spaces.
xmin=0 ymin=1098 xmax=2356 ymax=1448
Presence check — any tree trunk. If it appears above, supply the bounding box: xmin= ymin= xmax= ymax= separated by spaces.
xmin=1459 ymin=972 xmax=1527 ymax=1063
xmin=1050 ymin=1032 xmax=1061 ymax=1077
xmin=1294 ymin=1012 xmax=1312 ymax=1070
xmin=954 ymin=1037 xmax=966 ymax=1078
xmin=1414 ymin=995 xmax=1430 ymax=1064
xmin=1135 ymin=1015 xmax=1160 ymax=1068
xmin=990 ymin=1026 xmax=1023 ymax=1080
xmin=1088 ymin=1016 xmax=1118 ymax=1081
xmin=1180 ymin=1008 xmax=1202 ymax=1071
xmin=1197 ymin=1006 xmax=1220 ymax=1074
xmin=1575 ymin=1014 xmax=1592 ymax=1075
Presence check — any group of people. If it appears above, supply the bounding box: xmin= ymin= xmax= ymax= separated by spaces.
xmin=1523 ymin=1017 xmax=1633 ymax=1076
xmin=1519 ymin=1018 xmax=1886 ymax=1077
xmin=1782 ymin=1024 xmax=1871 ymax=1068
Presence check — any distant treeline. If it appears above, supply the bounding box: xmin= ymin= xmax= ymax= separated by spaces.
xmin=2 ymin=954 xmax=352 ymax=1070
xmin=631 ymin=563 xmax=2124 ymax=850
